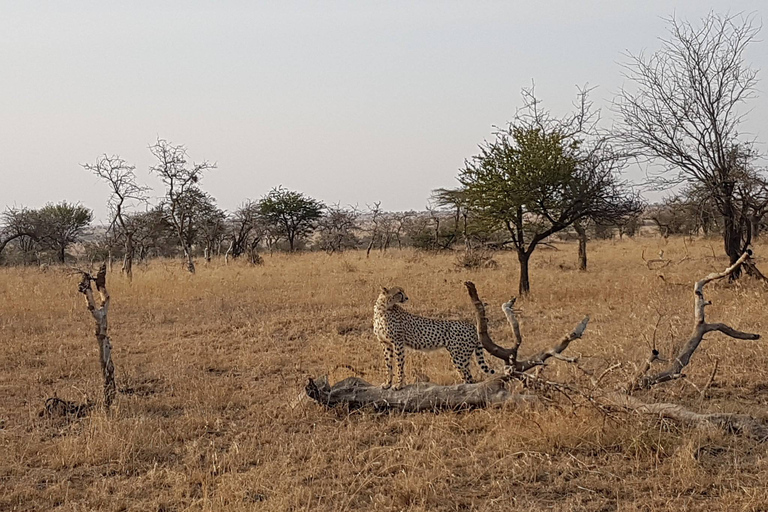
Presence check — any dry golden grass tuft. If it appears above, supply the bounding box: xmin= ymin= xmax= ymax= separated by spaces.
xmin=2 ymin=238 xmax=768 ymax=511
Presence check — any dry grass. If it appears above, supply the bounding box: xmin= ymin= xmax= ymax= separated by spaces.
xmin=2 ymin=238 xmax=768 ymax=511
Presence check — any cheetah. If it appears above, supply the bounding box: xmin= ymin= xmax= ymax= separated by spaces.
xmin=373 ymin=286 xmax=495 ymax=389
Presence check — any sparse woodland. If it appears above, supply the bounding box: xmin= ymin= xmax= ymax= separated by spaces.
xmin=2 ymin=239 xmax=768 ymax=511
xmin=4 ymin=11 xmax=768 ymax=512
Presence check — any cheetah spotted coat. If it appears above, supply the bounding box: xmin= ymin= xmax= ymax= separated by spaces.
xmin=373 ymin=286 xmax=495 ymax=389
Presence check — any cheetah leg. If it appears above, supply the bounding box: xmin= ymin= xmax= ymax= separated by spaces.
xmin=380 ymin=341 xmax=394 ymax=389
xmin=393 ymin=340 xmax=406 ymax=390
xmin=448 ymin=348 xmax=474 ymax=384
xmin=474 ymin=343 xmax=496 ymax=375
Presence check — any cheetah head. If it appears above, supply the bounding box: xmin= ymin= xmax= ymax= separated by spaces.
xmin=379 ymin=286 xmax=409 ymax=308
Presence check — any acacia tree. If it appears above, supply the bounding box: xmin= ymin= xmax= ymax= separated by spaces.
xmin=258 ymin=187 xmax=324 ymax=252
xmin=129 ymin=206 xmax=176 ymax=261
xmin=149 ymin=138 xmax=216 ymax=273
xmin=0 ymin=207 xmax=39 ymax=262
xmin=83 ymin=155 xmax=148 ymax=281
xmin=36 ymin=202 xmax=93 ymax=263
xmin=186 ymin=191 xmax=226 ymax=263
xmin=227 ymin=200 xmax=262 ymax=260
xmin=458 ymin=88 xmax=639 ymax=294
xmin=615 ymin=12 xmax=763 ymax=279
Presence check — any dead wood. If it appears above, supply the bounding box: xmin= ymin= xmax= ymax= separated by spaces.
xmin=305 ymin=376 xmax=537 ymax=412
xmin=603 ymin=392 xmax=768 ymax=441
xmin=463 ymin=281 xmax=588 ymax=372
xmin=632 ymin=251 xmax=760 ymax=391
xmin=39 ymin=397 xmax=94 ymax=418
xmin=642 ymin=248 xmax=672 ymax=270
xmin=78 ymin=263 xmax=117 ymax=408
xmin=308 ymin=261 xmax=762 ymax=437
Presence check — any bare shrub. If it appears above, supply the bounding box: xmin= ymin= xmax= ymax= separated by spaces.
xmin=454 ymin=248 xmax=498 ymax=269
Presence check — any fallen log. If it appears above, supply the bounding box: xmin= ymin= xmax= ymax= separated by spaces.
xmin=603 ymin=392 xmax=768 ymax=441
xmin=305 ymin=376 xmax=537 ymax=412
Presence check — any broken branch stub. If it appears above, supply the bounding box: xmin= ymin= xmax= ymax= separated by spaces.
xmin=632 ymin=251 xmax=760 ymax=391
xmin=78 ymin=263 xmax=116 ymax=408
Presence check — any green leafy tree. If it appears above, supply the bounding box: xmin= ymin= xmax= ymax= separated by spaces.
xmin=37 ymin=202 xmax=93 ymax=263
xmin=258 ymin=187 xmax=325 ymax=252
xmin=0 ymin=207 xmax=40 ymax=263
xmin=456 ymin=88 xmax=639 ymax=294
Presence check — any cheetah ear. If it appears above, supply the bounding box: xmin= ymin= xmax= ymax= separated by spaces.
xmin=380 ymin=285 xmax=388 ymax=294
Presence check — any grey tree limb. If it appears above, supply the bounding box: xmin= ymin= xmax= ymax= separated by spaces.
xmin=632 ymin=251 xmax=760 ymax=390
xmin=78 ymin=264 xmax=116 ymax=408
xmin=305 ymin=376 xmax=537 ymax=412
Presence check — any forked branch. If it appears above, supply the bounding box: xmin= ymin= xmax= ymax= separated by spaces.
xmin=464 ymin=281 xmax=589 ymax=373
xmin=78 ymin=263 xmax=116 ymax=408
xmin=632 ymin=251 xmax=760 ymax=391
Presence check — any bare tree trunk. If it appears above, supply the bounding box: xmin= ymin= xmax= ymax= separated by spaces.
xmin=124 ymin=236 xmax=133 ymax=282
xmin=179 ymin=239 xmax=195 ymax=273
xmin=185 ymin=249 xmax=195 ymax=273
xmin=722 ymin=195 xmax=745 ymax=280
xmin=77 ymin=264 xmax=116 ymax=408
xmin=517 ymin=250 xmax=531 ymax=295
xmin=574 ymin=221 xmax=588 ymax=271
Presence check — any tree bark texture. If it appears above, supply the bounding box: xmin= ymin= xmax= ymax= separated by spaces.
xmin=78 ymin=264 xmax=116 ymax=408
xmin=574 ymin=221 xmax=588 ymax=271
xmin=306 ymin=376 xmax=537 ymax=412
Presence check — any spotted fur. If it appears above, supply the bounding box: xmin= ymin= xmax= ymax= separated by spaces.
xmin=373 ymin=286 xmax=495 ymax=389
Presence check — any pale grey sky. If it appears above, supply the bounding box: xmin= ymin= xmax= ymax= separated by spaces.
xmin=0 ymin=1 xmax=766 ymax=221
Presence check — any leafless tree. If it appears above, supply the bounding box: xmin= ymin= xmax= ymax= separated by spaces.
xmin=316 ymin=203 xmax=360 ymax=253
xmin=365 ymin=201 xmax=384 ymax=258
xmin=83 ymin=155 xmax=148 ymax=281
xmin=615 ymin=12 xmax=763 ymax=279
xmin=149 ymin=138 xmax=216 ymax=273
xmin=227 ymin=200 xmax=260 ymax=259
xmin=390 ymin=211 xmax=417 ymax=249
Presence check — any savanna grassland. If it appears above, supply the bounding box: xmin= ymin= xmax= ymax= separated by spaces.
xmin=2 ymin=238 xmax=768 ymax=511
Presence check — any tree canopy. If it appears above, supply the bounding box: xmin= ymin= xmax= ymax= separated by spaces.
xmin=456 ymin=88 xmax=640 ymax=294
xmin=258 ymin=187 xmax=325 ymax=252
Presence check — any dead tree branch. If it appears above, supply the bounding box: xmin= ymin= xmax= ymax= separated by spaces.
xmin=78 ymin=263 xmax=116 ymax=408
xmin=606 ymin=392 xmax=768 ymax=441
xmin=632 ymin=251 xmax=760 ymax=390
xmin=305 ymin=376 xmax=537 ymax=412
xmin=463 ymin=281 xmax=589 ymax=372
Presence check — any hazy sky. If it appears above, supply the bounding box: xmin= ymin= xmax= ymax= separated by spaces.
xmin=1 ymin=1 xmax=766 ymax=222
